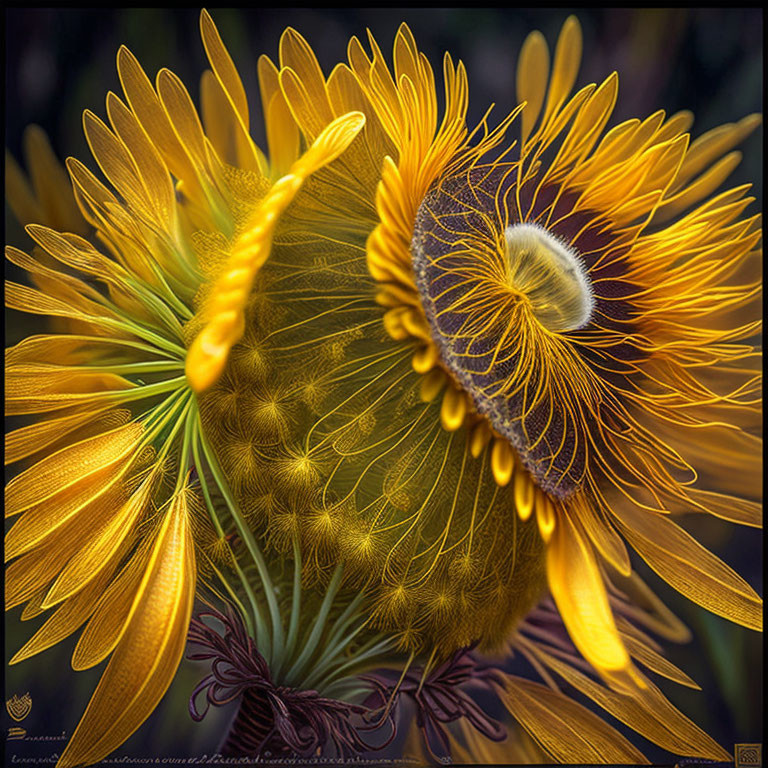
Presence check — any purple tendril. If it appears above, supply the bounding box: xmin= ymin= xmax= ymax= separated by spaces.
xmin=361 ymin=644 xmax=507 ymax=762
xmin=187 ymin=604 xmax=373 ymax=759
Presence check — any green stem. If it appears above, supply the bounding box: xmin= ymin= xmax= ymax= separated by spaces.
xmin=191 ymin=415 xmax=224 ymax=539
xmin=153 ymin=394 xmax=193 ymax=463
xmin=173 ymin=402 xmax=196 ymax=493
xmin=229 ymin=547 xmax=271 ymax=660
xmin=122 ymin=375 xmax=189 ymax=403
xmin=139 ymin=387 xmax=189 ymax=445
xmin=304 ymin=614 xmax=368 ymax=691
xmin=302 ymin=592 xmax=365 ymax=690
xmin=275 ymin=538 xmax=303 ymax=679
xmin=142 ymin=264 xmax=195 ymax=319
xmin=320 ymin=636 xmax=393 ymax=692
xmin=100 ymin=316 xmax=186 ymax=358
xmin=197 ymin=426 xmax=284 ymax=666
xmin=192 ymin=412 xmax=270 ymax=655
xmin=283 ymin=563 xmax=344 ymax=686
xmin=78 ymin=360 xmax=185 ymax=376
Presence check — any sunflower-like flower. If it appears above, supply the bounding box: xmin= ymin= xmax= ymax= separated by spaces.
xmin=191 ymin=11 xmax=761 ymax=760
xmin=198 ymin=11 xmax=761 ymax=668
xmin=5 ymin=9 xmax=761 ymax=767
xmin=5 ymin=10 xmax=365 ymax=767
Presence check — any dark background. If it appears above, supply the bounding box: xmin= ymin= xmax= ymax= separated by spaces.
xmin=4 ymin=7 xmax=763 ymax=766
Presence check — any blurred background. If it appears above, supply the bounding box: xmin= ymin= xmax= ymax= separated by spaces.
xmin=5 ymin=7 xmax=763 ymax=766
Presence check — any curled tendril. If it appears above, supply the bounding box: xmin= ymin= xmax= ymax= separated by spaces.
xmin=188 ymin=604 xmax=373 ymax=758
xmin=361 ymin=644 xmax=507 ymax=762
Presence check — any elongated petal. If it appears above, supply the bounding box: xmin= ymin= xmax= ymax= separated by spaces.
xmin=10 ymin=551 xmax=122 ymax=665
xmin=497 ymin=675 xmax=648 ymax=764
xmin=612 ymin=505 xmax=762 ymax=631
xmin=71 ymin=535 xmax=153 ymax=671
xmin=547 ymin=508 xmax=638 ymax=689
xmin=606 ymin=567 xmax=691 ymax=643
xmin=530 ymin=645 xmax=729 ymax=760
xmin=59 ymin=491 xmax=195 ymax=767
xmin=22 ymin=124 xmax=88 ymax=234
xmin=42 ymin=473 xmax=155 ymax=607
xmin=571 ymin=496 xmax=631 ymax=576
xmin=5 ymin=148 xmax=45 ymax=226
xmin=517 ymin=30 xmax=550 ymax=145
xmin=619 ymin=627 xmax=700 ymax=690
xmin=5 ymin=408 xmax=107 ymax=465
xmin=200 ymin=9 xmax=250 ymax=128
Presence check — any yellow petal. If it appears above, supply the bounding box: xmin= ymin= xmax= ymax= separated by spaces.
xmin=199 ymin=9 xmax=250 ymax=129
xmin=5 ymin=282 xmax=128 ymax=352
xmin=201 ymin=69 xmax=235 ymax=164
xmin=10 ymin=552 xmax=121 ymax=665
xmin=71 ymin=536 xmax=153 ymax=671
xmin=516 ymin=30 xmax=550 ymax=145
xmin=605 ymin=567 xmax=691 ymax=643
xmin=5 ymin=408 xmax=108 ymax=465
xmin=687 ymin=488 xmax=761 ymax=528
xmin=4 ymin=422 xmax=140 ymax=519
xmin=420 ymin=368 xmax=446 ymax=402
xmin=530 ymin=644 xmax=729 ymax=760
xmin=570 ymin=494 xmax=631 ymax=576
xmin=116 ymin=46 xmax=205 ymax=206
xmin=546 ymin=508 xmax=636 ymax=687
xmin=58 ymin=490 xmax=195 ymax=768
xmin=105 ymin=91 xmax=177 ymax=234
xmin=673 ymin=113 xmax=761 ymax=191
xmin=541 ymin=16 xmax=582 ymax=126
xmin=264 ymin=90 xmax=301 ymax=179
xmin=43 ymin=473 xmax=155 ymax=608
xmin=6 ymin=475 xmax=126 ymax=566
xmin=5 ymin=524 xmax=77 ymax=610
xmin=469 ymin=420 xmax=492 ymax=458
xmin=491 ymin=438 xmax=514 ymax=487
xmin=5 ymin=148 xmax=44 ymax=227
xmin=498 ymin=675 xmax=648 ymax=764
xmin=612 ymin=504 xmax=762 ymax=631
xmin=439 ymin=384 xmax=466 ymax=432
xmin=535 ymin=490 xmax=555 ymax=543
xmin=197 ymin=15 xmax=262 ymax=176
xmin=22 ymin=124 xmax=87 ymax=234
xmin=618 ymin=622 xmax=700 ymax=690
xmin=278 ymin=27 xmax=334 ymax=140
xmin=514 ymin=467 xmax=535 ymax=521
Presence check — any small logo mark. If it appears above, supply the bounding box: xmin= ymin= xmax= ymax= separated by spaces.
xmin=5 ymin=693 xmax=32 ymax=722
xmin=7 ymin=726 xmax=27 ymax=740
xmin=736 ymin=744 xmax=762 ymax=768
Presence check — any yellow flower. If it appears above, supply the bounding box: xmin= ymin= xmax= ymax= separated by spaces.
xmin=194 ymin=10 xmax=761 ymax=751
xmin=5 ymin=9 xmax=760 ymax=766
xmin=5 ymin=10 xmax=365 ymax=767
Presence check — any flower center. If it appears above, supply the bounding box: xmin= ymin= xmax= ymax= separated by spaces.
xmin=504 ymin=223 xmax=593 ymax=332
xmin=411 ymin=165 xmax=592 ymax=497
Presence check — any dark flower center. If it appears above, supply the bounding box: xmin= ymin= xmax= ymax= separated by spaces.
xmin=411 ymin=163 xmax=643 ymax=497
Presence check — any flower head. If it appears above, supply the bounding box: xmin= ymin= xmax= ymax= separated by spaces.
xmin=202 ymin=13 xmax=761 ymax=688
xmin=5 ymin=10 xmax=366 ymax=767
xmin=5 ymin=9 xmax=761 ymax=767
